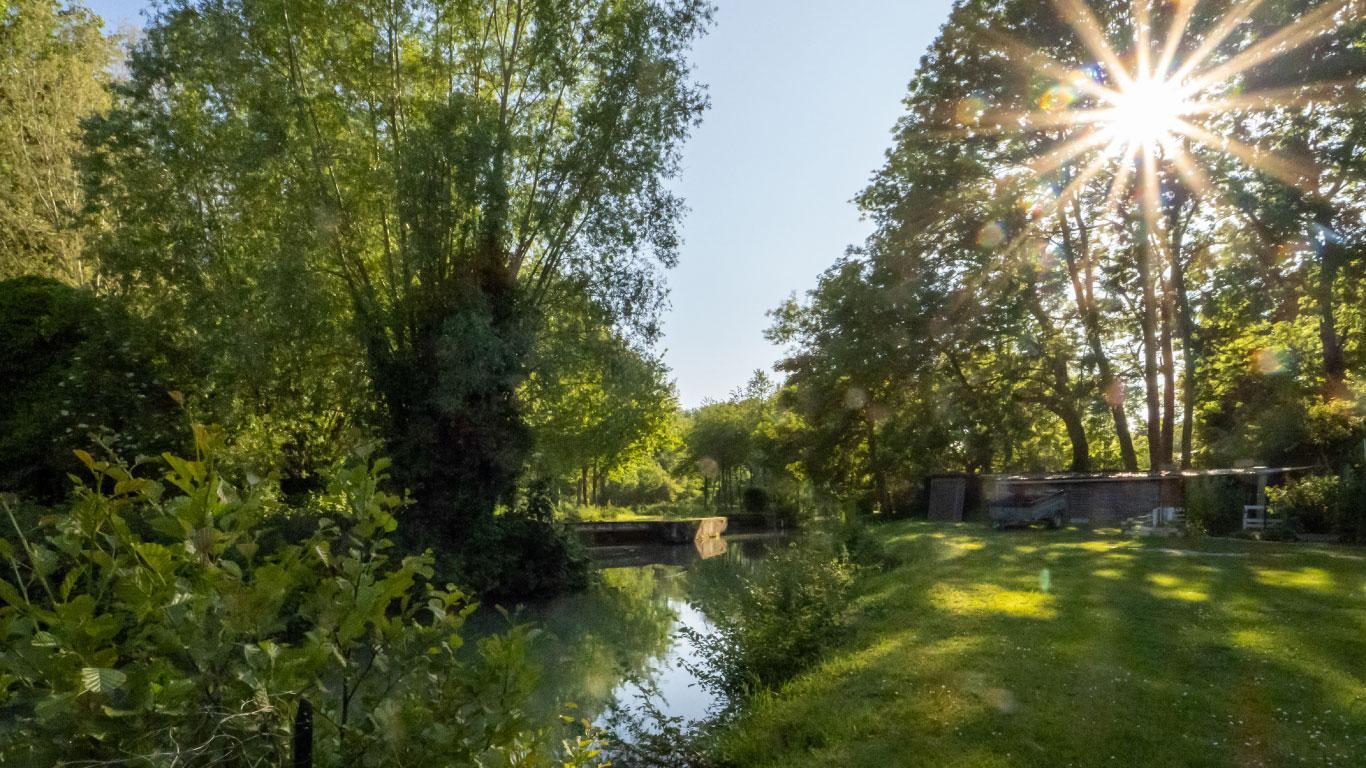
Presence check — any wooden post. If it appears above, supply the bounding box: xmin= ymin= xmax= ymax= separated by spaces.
xmin=293 ymin=698 xmax=313 ymax=768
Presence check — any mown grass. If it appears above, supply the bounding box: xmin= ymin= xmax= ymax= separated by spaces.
xmin=718 ymin=521 xmax=1366 ymax=768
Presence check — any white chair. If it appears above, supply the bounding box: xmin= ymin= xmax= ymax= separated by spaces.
xmin=1243 ymin=505 xmax=1266 ymax=530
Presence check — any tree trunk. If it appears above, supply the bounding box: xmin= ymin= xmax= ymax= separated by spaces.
xmin=1168 ymin=191 xmax=1197 ymax=469
xmin=1023 ymin=283 xmax=1091 ymax=471
xmin=1137 ymin=219 xmax=1163 ymax=472
xmin=1060 ymin=204 xmax=1138 ymax=470
xmin=1060 ymin=404 xmax=1090 ymax=472
xmin=1313 ymin=205 xmax=1347 ymax=399
xmin=865 ymin=411 xmax=890 ymax=512
xmin=1159 ymin=284 xmax=1176 ymax=469
xmin=293 ymin=698 xmax=313 ymax=768
xmin=592 ymin=463 xmax=605 ymax=506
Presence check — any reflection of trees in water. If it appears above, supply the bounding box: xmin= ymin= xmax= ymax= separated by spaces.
xmin=683 ymin=547 xmax=753 ymax=623
xmin=683 ymin=536 xmax=789 ymax=623
xmin=476 ymin=535 xmax=790 ymax=725
xmin=515 ymin=564 xmax=684 ymax=719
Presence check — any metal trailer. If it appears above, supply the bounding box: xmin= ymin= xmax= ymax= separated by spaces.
xmin=989 ymin=489 xmax=1068 ymax=530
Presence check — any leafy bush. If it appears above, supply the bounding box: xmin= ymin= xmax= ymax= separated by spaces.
xmin=741 ymin=487 xmax=769 ymax=514
xmin=0 ymin=276 xmax=183 ymax=501
xmin=685 ymin=534 xmax=856 ymax=711
xmin=452 ymin=513 xmax=591 ymax=599
xmin=1268 ymin=474 xmax=1341 ymax=534
xmin=836 ymin=515 xmax=904 ymax=571
xmin=606 ymin=461 xmax=685 ymax=507
xmin=0 ymin=427 xmax=605 ymax=767
xmin=1267 ymin=467 xmax=1366 ymax=543
xmin=1338 ymin=465 xmax=1366 ymax=544
xmin=1183 ymin=476 xmax=1244 ymax=536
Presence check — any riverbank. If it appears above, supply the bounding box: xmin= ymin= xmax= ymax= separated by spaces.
xmin=715 ymin=521 xmax=1366 ymax=767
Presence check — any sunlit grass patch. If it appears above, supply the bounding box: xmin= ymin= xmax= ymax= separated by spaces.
xmin=719 ymin=521 xmax=1366 ymax=768
xmin=1146 ymin=572 xmax=1210 ymax=602
xmin=1231 ymin=627 xmax=1277 ymax=653
xmin=1056 ymin=539 xmax=1125 ymax=553
xmin=929 ymin=582 xmax=1057 ymax=619
xmin=1253 ymin=566 xmax=1334 ymax=592
xmin=941 ymin=538 xmax=988 ymax=558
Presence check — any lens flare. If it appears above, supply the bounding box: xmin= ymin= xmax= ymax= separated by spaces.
xmin=944 ymin=0 xmax=1355 ymax=254
xmin=1105 ymin=76 xmax=1192 ymax=147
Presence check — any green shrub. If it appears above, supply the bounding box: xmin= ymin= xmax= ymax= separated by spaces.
xmin=1268 ymin=474 xmax=1341 ymax=534
xmin=0 ymin=427 xmax=605 ymax=767
xmin=0 ymin=276 xmax=183 ymax=501
xmin=1338 ymin=466 xmax=1366 ymax=544
xmin=1265 ymin=469 xmax=1366 ymax=543
xmin=837 ymin=515 xmax=903 ymax=570
xmin=741 ymin=486 xmax=769 ymax=514
xmin=605 ymin=461 xmax=684 ymax=507
xmin=451 ymin=512 xmax=591 ymax=599
xmin=1184 ymin=476 xmax=1243 ymax=536
xmin=685 ymin=534 xmax=856 ymax=711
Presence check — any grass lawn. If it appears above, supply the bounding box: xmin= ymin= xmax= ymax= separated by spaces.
xmin=718 ymin=521 xmax=1366 ymax=768
xmin=567 ymin=506 xmax=664 ymax=522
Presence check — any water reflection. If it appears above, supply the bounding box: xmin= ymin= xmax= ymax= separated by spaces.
xmin=470 ymin=533 xmax=786 ymax=725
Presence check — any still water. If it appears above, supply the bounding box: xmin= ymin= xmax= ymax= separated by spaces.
xmin=471 ymin=533 xmax=787 ymax=725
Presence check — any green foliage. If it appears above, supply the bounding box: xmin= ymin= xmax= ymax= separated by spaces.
xmin=88 ymin=0 xmax=714 ymax=546
xmin=1268 ymin=474 xmax=1341 ymax=534
xmin=0 ymin=0 xmax=114 ymax=284
xmin=681 ymin=373 xmax=806 ymax=515
xmin=0 ymin=428 xmax=606 ymax=766
xmin=453 ymin=512 xmax=591 ymax=600
xmin=0 ymin=275 xmax=183 ymax=501
xmin=1183 ymin=476 xmax=1244 ymax=537
xmin=686 ymin=534 xmax=856 ymax=710
xmin=1270 ymin=468 xmax=1366 ymax=542
xmin=608 ymin=460 xmax=688 ymax=507
xmin=770 ymin=0 xmax=1365 ymax=484
xmin=524 ymin=291 xmax=681 ymax=509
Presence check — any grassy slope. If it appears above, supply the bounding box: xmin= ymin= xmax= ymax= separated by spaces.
xmin=719 ymin=522 xmax=1366 ymax=768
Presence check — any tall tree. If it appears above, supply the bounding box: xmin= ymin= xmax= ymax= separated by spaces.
xmin=776 ymin=0 xmax=1362 ymax=488
xmin=0 ymin=0 xmax=112 ymax=284
xmin=523 ymin=291 xmax=677 ymax=506
xmin=88 ymin=0 xmax=712 ymax=547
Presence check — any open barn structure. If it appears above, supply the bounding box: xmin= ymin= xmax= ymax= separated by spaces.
xmin=925 ymin=467 xmax=1314 ymax=527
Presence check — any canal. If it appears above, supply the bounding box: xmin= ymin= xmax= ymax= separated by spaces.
xmin=468 ymin=532 xmax=788 ymax=727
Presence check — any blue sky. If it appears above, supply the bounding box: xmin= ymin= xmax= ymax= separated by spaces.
xmin=83 ymin=0 xmax=957 ymax=408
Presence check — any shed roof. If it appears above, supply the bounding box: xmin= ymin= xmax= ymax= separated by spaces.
xmin=975 ymin=466 xmax=1316 ymax=484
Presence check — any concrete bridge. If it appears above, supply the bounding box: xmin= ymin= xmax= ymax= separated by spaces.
xmin=569 ymin=516 xmax=728 ymax=547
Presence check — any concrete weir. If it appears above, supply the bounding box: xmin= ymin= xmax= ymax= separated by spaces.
xmin=571 ymin=516 xmax=728 ymax=547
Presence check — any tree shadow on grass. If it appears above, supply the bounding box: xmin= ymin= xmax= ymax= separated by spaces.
xmin=719 ymin=522 xmax=1366 ymax=768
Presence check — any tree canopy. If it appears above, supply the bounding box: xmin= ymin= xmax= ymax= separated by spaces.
xmin=771 ymin=0 xmax=1364 ymax=507
xmin=86 ymin=0 xmax=713 ymax=543
xmin=0 ymin=0 xmax=113 ymax=284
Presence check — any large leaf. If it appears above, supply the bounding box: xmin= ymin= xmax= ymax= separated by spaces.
xmin=79 ymin=666 xmax=126 ymax=695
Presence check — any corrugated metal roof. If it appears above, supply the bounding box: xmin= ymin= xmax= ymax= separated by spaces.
xmin=977 ymin=466 xmax=1317 ymax=484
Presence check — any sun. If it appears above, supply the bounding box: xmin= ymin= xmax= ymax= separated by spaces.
xmin=951 ymin=0 xmax=1351 ymax=232
xmin=1104 ymin=76 xmax=1192 ymax=149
